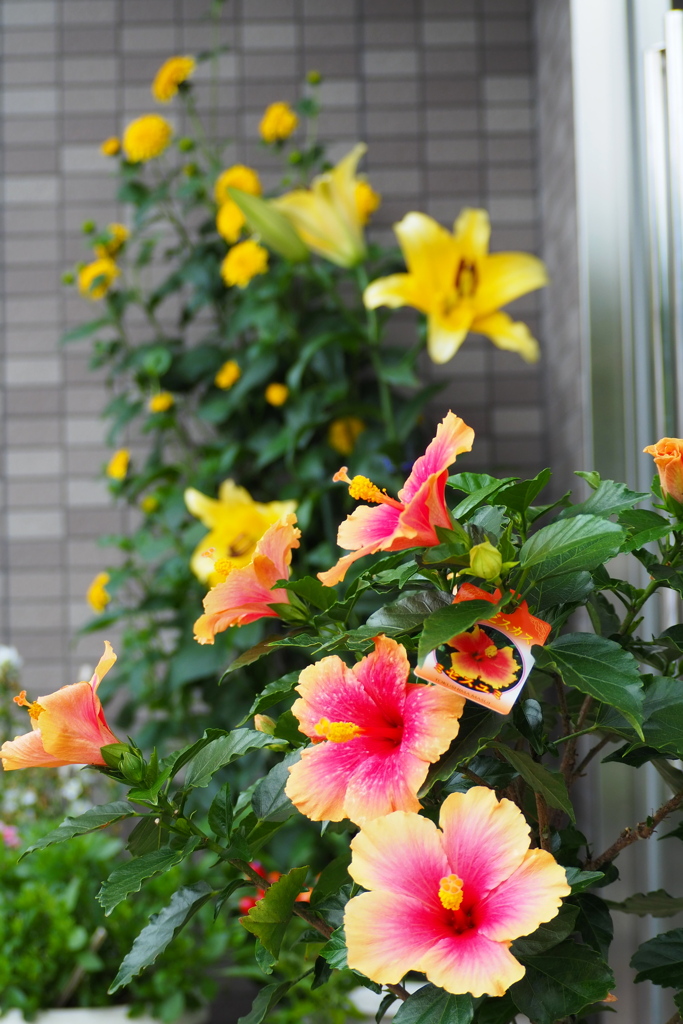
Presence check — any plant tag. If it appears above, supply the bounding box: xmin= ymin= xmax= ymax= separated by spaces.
xmin=415 ymin=582 xmax=551 ymax=715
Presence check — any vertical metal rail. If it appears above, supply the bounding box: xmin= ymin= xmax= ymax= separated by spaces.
xmin=665 ymin=11 xmax=683 ymax=433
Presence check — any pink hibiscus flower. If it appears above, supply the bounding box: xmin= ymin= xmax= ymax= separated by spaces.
xmin=318 ymin=411 xmax=474 ymax=586
xmin=448 ymin=625 xmax=518 ymax=689
xmin=194 ymin=513 xmax=301 ymax=643
xmin=345 ymin=787 xmax=570 ymax=998
xmin=284 ymin=635 xmax=465 ymax=823
xmin=1 ymin=642 xmax=120 ymax=770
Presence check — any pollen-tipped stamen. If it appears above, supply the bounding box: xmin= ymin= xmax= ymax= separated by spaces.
xmin=438 ymin=873 xmax=464 ymax=911
xmin=314 ymin=717 xmax=363 ymax=743
xmin=333 ymin=467 xmax=403 ymax=508
xmin=213 ymin=557 xmax=235 ymax=580
xmin=13 ymin=691 xmax=44 ymax=720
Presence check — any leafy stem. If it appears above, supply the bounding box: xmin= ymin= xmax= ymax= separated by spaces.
xmin=585 ymin=788 xmax=683 ymax=870
xmin=355 ymin=265 xmax=396 ymax=445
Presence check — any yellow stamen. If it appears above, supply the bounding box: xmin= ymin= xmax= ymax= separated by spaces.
xmin=485 ymin=645 xmax=498 ymax=658
xmin=347 ymin=475 xmax=388 ymax=503
xmin=438 ymin=873 xmax=464 ymax=911
xmin=13 ymin=692 xmax=44 ymax=719
xmin=314 ymin=717 xmax=363 ymax=743
xmin=213 ymin=557 xmax=234 ymax=580
xmin=455 ymin=258 xmax=478 ymax=298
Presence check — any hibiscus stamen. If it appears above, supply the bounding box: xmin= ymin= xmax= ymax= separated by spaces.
xmin=314 ymin=717 xmax=363 ymax=743
xmin=485 ymin=644 xmax=498 ymax=658
xmin=332 ymin=466 xmax=403 ymax=508
xmin=13 ymin=691 xmax=44 ymax=719
xmin=438 ymin=873 xmax=464 ymax=911
xmin=213 ymin=557 xmax=235 ymax=580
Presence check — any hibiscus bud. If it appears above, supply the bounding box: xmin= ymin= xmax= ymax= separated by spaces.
xmin=644 ymin=438 xmax=683 ymax=511
xmin=469 ymin=540 xmax=502 ymax=581
xmin=100 ymin=741 xmax=132 ymax=770
xmin=254 ymin=714 xmax=276 ymax=735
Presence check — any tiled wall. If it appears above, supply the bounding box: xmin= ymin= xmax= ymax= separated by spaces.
xmin=0 ymin=0 xmax=543 ymax=689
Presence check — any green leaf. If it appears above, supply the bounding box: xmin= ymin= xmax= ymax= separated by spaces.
xmin=510 ymin=940 xmax=614 ymax=1023
xmin=564 ymin=867 xmax=605 ymax=893
xmin=208 ymin=782 xmax=233 ymax=838
xmin=310 ymin=853 xmax=351 ymax=906
xmin=243 ymin=673 xmax=299 ymax=724
xmin=534 ymin=633 xmax=644 ymax=737
xmin=512 ymin=698 xmax=546 ymax=755
xmin=392 ymin=984 xmax=474 ymax=1024
xmin=632 ymin=927 xmax=683 ymax=986
xmin=524 ymin=571 xmax=594 ymax=611
xmin=109 ymin=882 xmax=213 ymax=992
xmin=640 ymin=676 xmax=683 ymax=756
xmin=448 ymin=472 xmax=506 ymax=494
xmin=251 ymin=751 xmax=299 ymax=822
xmin=280 ymin=576 xmax=339 ymax=611
xmin=366 ymin=588 xmax=452 ymax=634
xmin=607 ymin=889 xmax=683 ymax=917
xmin=126 ymin=816 xmax=163 ymax=856
xmin=222 ymin=635 xmax=280 ymax=677
xmin=417 ymin=599 xmax=495 ymax=665
xmin=319 ymin=926 xmax=348 ymax=969
xmin=241 ymin=866 xmax=310 ymax=956
xmin=518 ymin=515 xmax=624 ymax=580
xmin=183 ymin=729 xmax=275 ymax=789
xmin=236 ymin=979 xmax=295 ymax=1024
xmin=473 ymin=994 xmax=517 ymax=1024
xmin=420 ymin=704 xmax=505 ymax=793
xmin=495 ymin=468 xmax=552 ymax=513
xmin=619 ymin=509 xmax=672 ymax=550
xmin=559 ymin=479 xmax=647 ymax=519
xmin=491 ymin=744 xmax=575 ymax=821
xmin=511 ymin=903 xmax=579 ymax=957
xmin=648 ymin=563 xmax=683 ymax=596
xmin=573 ymin=892 xmax=613 ymax=958
xmin=22 ymin=801 xmax=135 ymax=856
xmin=98 ymin=845 xmax=193 ymax=915
xmin=60 ymin=317 xmax=113 ymax=343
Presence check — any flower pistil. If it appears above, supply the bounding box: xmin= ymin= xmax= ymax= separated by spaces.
xmin=313 ymin=717 xmax=364 ymax=743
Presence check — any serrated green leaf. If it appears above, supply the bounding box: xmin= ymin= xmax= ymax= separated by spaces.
xmin=632 ymin=927 xmax=683 ymax=986
xmin=534 ymin=633 xmax=644 ymax=738
xmin=559 ymin=479 xmax=647 ymax=519
xmin=241 ymin=865 xmax=310 ymax=956
xmin=242 ymin=672 xmax=299 ymax=723
xmin=392 ymin=984 xmax=474 ymax=1024
xmin=510 ymin=940 xmax=614 ymax=1023
xmin=220 ymin=634 xmax=280 ymax=677
xmin=491 ymin=744 xmax=575 ymax=821
xmin=319 ymin=926 xmax=348 ymax=969
xmin=252 ymin=751 xmax=299 ymax=822
xmin=619 ymin=509 xmax=672 ymax=550
xmin=184 ymin=729 xmax=275 ymax=789
xmin=236 ymin=979 xmax=295 ymax=1024
xmin=22 ymin=802 xmax=135 ymax=856
xmin=109 ymin=882 xmax=213 ymax=992
xmin=573 ymin=892 xmax=613 ymax=958
xmin=607 ymin=889 xmax=683 ymax=917
xmin=126 ymin=816 xmax=163 ymax=856
xmin=208 ymin=782 xmax=233 ymax=838
xmin=495 ymin=468 xmax=552 ymax=513
xmin=279 ymin=575 xmax=339 ymax=611
xmin=519 ymin=515 xmax=624 ymax=580
xmin=366 ymin=588 xmax=452 ymax=634
xmin=525 ymin=571 xmax=594 ymax=611
xmin=420 ymin=704 xmax=505 ymax=794
xmin=564 ymin=867 xmax=605 ymax=893
xmin=417 ymin=599 xmax=495 ymax=665
xmin=511 ymin=903 xmax=579 ymax=957
xmin=98 ymin=844 xmax=194 ymax=915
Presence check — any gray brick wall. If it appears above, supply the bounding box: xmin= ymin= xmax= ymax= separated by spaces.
xmin=0 ymin=0 xmax=545 ymax=689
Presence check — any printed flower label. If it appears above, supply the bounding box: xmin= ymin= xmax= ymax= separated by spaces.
xmin=415 ymin=582 xmax=551 ymax=715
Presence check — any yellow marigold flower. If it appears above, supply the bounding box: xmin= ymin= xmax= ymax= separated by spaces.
xmin=214 ymin=165 xmax=262 ymax=205
xmin=94 ymin=223 xmax=129 ymax=259
xmin=141 ymin=494 xmax=159 ymax=514
xmin=265 ymin=382 xmax=289 ymax=407
xmin=215 ymin=359 xmax=241 ymax=389
xmin=216 ymin=200 xmax=246 ymax=244
xmin=328 ymin=416 xmax=365 ymax=455
xmin=77 ymin=258 xmax=120 ymax=301
xmin=123 ymin=114 xmax=172 ymax=163
xmin=107 ymin=448 xmax=130 ymax=481
xmin=100 ymin=136 xmax=121 ymax=156
xmin=86 ymin=572 xmax=110 ymax=614
xmin=260 ymin=101 xmax=298 ymax=143
xmin=220 ymin=240 xmax=269 ymax=289
xmin=151 ymin=55 xmax=195 ymax=103
xmin=355 ymin=180 xmax=381 ymax=225
xmin=148 ymin=391 xmax=174 ymax=413
xmin=364 ymin=209 xmax=548 ymax=365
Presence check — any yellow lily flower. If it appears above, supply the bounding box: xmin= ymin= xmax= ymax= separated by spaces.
xmin=184 ymin=479 xmax=296 ymax=585
xmin=272 ymin=143 xmax=370 ymax=268
xmin=363 ymin=209 xmax=548 ymax=364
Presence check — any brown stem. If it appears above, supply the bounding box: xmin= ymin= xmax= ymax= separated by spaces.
xmin=665 ymin=1013 xmax=682 ymax=1024
xmin=230 ymin=859 xmax=410 ymax=1002
xmin=555 ymin=675 xmax=571 ymax=737
xmin=561 ymin=695 xmax=593 ymax=784
xmin=586 ymin=790 xmax=683 ymax=870
xmin=462 ymin=767 xmax=493 ymax=789
xmin=573 ymin=735 xmax=611 ymax=781
xmin=535 ymin=792 xmax=552 ymax=851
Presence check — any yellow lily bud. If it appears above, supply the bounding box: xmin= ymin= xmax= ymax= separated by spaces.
xmin=229 ymin=188 xmax=309 ymax=263
xmin=468 ymin=540 xmax=502 ymax=581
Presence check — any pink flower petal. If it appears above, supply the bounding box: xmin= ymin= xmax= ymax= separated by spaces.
xmin=439 ymin=788 xmax=531 ymax=899
xmin=285 ymin=740 xmax=361 ymax=821
xmin=478 ymin=848 xmax=570 ymax=942
xmin=0 ymin=728 xmax=72 ymax=770
xmin=343 ymin=742 xmax=426 ymax=821
xmin=345 ymin=890 xmax=442 ymax=985
xmin=291 ymin=656 xmax=378 ymax=737
xmin=352 ymin=634 xmax=409 ymax=707
xmin=402 ymin=682 xmax=465 ymax=762
xmin=417 ymin=928 xmax=525 ymax=998
xmin=348 ymin=810 xmax=448 ymax=906
xmin=399 ymin=412 xmax=474 ymax=505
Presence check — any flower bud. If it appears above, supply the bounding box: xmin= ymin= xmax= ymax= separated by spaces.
xmin=178 ymin=136 xmax=195 ymax=152
xmin=61 ymin=271 xmax=75 ymax=285
xmin=288 ymin=150 xmax=303 ymax=165
xmin=82 ymin=219 xmax=96 ymax=234
xmin=644 ymin=438 xmax=683 ymax=510
xmin=306 ymin=69 xmax=322 ymax=85
xmin=468 ymin=540 xmax=503 ymax=581
xmin=229 ymin=187 xmax=309 ymax=263
xmin=254 ymin=714 xmax=276 ymax=735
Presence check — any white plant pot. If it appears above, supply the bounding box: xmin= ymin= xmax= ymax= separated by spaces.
xmin=1 ymin=1009 xmax=208 ymax=1024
